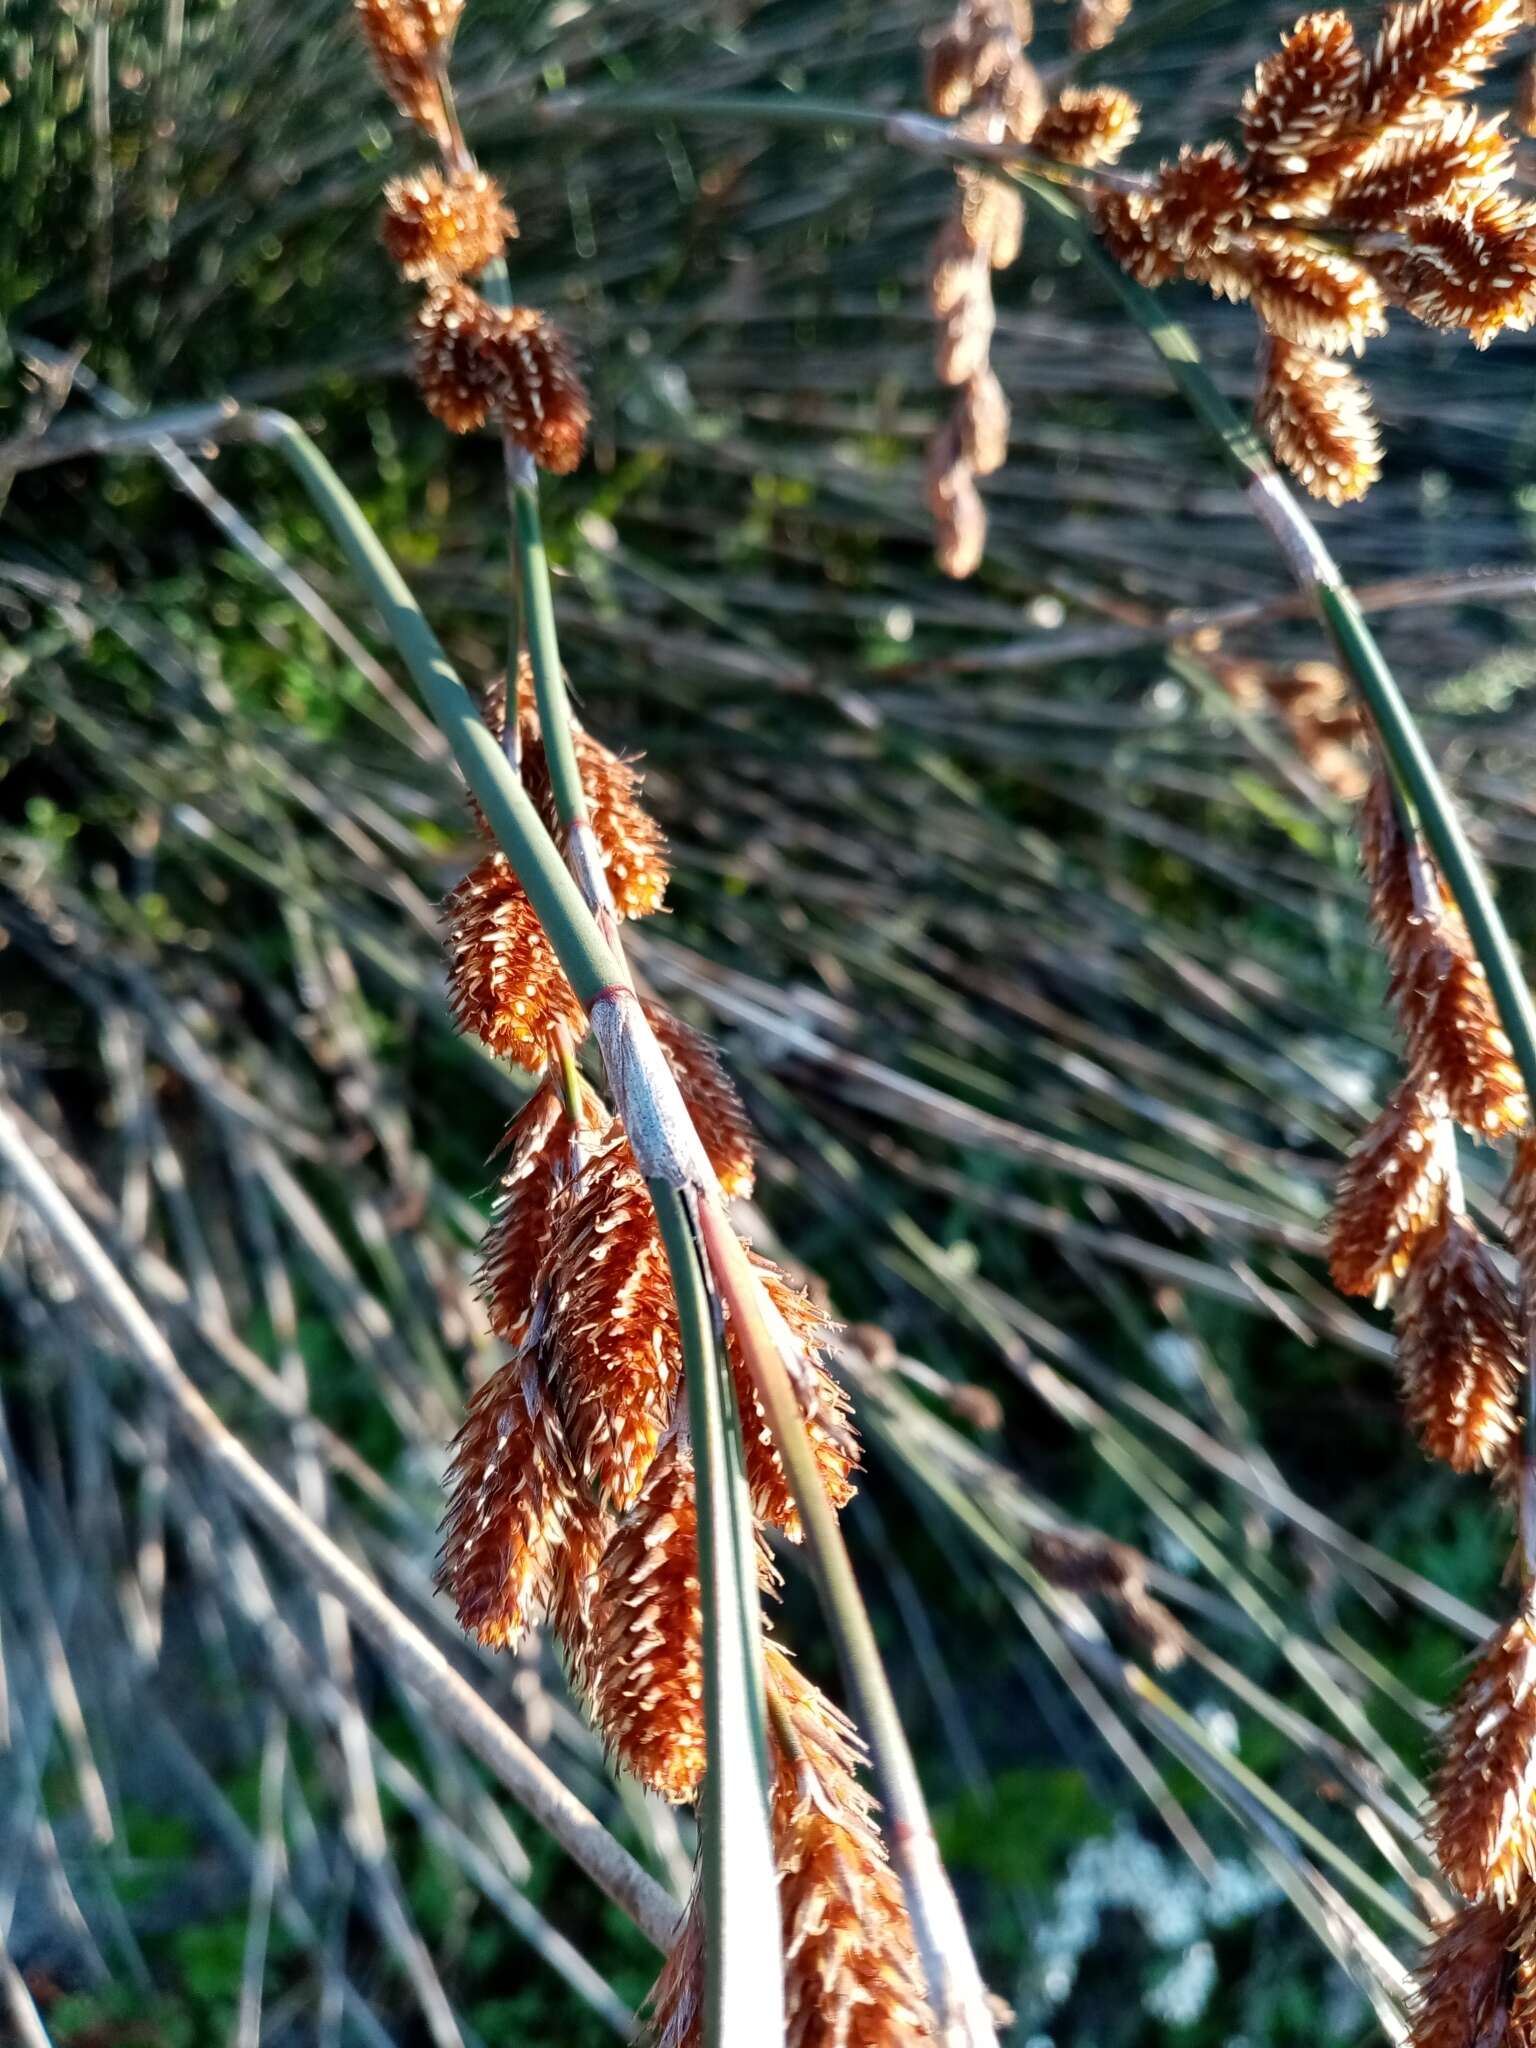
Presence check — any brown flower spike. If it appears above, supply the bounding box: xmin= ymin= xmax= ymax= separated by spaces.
xmin=1434 ymin=1608 xmax=1536 ymax=1903
xmin=438 ymin=1360 xmax=573 ymax=1648
xmin=1258 ymin=341 xmax=1381 ymax=506
xmin=414 ymin=283 xmax=590 ymax=471
xmin=590 ymin=1436 xmax=710 ymax=1803
xmin=443 ymin=852 xmax=587 ymax=1068
xmin=1329 ymin=1086 xmax=1451 ymax=1300
xmin=381 ymin=167 xmax=516 ymax=283
xmin=1397 ymin=1211 xmax=1522 ymax=1474
xmin=355 ymin=0 xmax=463 ymax=139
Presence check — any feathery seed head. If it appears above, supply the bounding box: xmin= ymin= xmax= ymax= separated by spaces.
xmin=1148 ymin=144 xmax=1252 ymax=261
xmin=414 ymin=284 xmax=591 ymax=469
xmin=1330 ymin=109 xmax=1514 ymax=230
xmin=591 ymin=1436 xmax=710 ymax=1802
xmin=725 ymin=1252 xmax=859 ymax=1540
xmin=934 ymin=276 xmax=997 ymax=388
xmin=1398 ymin=1210 xmax=1522 ymax=1473
xmin=1329 ymin=1086 xmax=1453 ymax=1300
xmin=1258 ymin=338 xmax=1382 ymax=502
xmin=521 ymin=722 xmax=670 ymax=918
xmin=443 ymin=852 xmax=587 ymax=1068
xmin=1433 ymin=1606 xmax=1536 ymax=1901
xmin=1094 ymin=189 xmax=1179 ymax=286
xmin=1409 ymin=1894 xmax=1527 ymax=2048
xmin=355 ymin=0 xmax=462 ymax=138
xmin=438 ymin=1360 xmax=573 ymax=1649
xmin=1033 ymin=86 xmax=1142 ymax=167
xmin=479 ymin=1077 xmax=603 ymax=1348
xmin=1375 ymin=194 xmax=1536 ymax=348
xmin=929 ymin=219 xmax=987 ymax=319
xmin=1247 ymin=232 xmax=1388 ymax=354
xmin=1243 ymin=12 xmax=1363 ymax=180
xmin=381 ymin=167 xmax=516 ymax=283
xmin=540 ymin=1133 xmax=682 ymax=1510
xmin=926 ymin=424 xmax=988 ymax=578
xmin=1361 ymin=0 xmax=1523 ymax=130
xmin=548 ymin=1485 xmax=613 ymax=1705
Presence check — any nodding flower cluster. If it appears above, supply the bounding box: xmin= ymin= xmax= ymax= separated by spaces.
xmin=1096 ymin=0 xmax=1536 ymax=504
xmin=1326 ymin=758 xmax=1536 ymax=2043
xmin=922 ymin=0 xmax=1139 ymax=577
xmin=356 ymin=5 xmax=936 ymax=2034
xmin=358 ymin=0 xmax=590 ymax=471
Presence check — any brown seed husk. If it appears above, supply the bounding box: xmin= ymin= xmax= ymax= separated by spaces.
xmin=381 ymin=166 xmax=516 ymax=283
xmin=442 ymin=852 xmax=587 ymax=1068
xmin=1329 ymin=1085 xmax=1452 ymax=1300
xmin=1433 ymin=1608 xmax=1536 ymax=1903
xmin=438 ymin=1359 xmax=574 ymax=1649
xmin=1397 ymin=1210 xmax=1522 ymax=1474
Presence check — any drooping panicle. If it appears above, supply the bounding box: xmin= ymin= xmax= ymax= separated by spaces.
xmin=1433 ymin=1607 xmax=1536 ymax=1903
xmin=414 ymin=283 xmax=591 ymax=470
xmin=442 ymin=851 xmax=587 ymax=1069
xmin=1258 ymin=340 xmax=1381 ymax=505
xmin=1329 ymin=1086 xmax=1452 ymax=1300
xmin=1397 ymin=1211 xmax=1522 ymax=1474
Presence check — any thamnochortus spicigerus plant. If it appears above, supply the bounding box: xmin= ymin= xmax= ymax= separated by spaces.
xmin=354 ymin=3 xmax=984 ymax=2043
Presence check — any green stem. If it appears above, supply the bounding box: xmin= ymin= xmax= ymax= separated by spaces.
xmin=262 ymin=416 xmax=621 ymax=1007
xmin=696 ymin=1202 xmax=998 ymax=2048
xmin=508 ymin=449 xmax=591 ymax=830
xmin=652 ymin=1188 xmax=781 ymax=2047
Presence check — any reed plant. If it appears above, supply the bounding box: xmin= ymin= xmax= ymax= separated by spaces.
xmin=9 ymin=1 xmax=1536 ymax=2043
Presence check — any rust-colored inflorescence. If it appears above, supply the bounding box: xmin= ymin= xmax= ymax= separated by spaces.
xmin=381 ymin=166 xmax=516 ymax=283
xmin=920 ymin=0 xmax=1045 ymax=577
xmin=1434 ymin=1608 xmax=1536 ymax=1904
xmin=1032 ymin=87 xmax=1141 ymax=168
xmin=438 ymin=1358 xmax=574 ymax=1649
xmin=1093 ymin=0 xmax=1534 ymax=496
xmin=1329 ymin=1085 xmax=1451 ymax=1301
xmin=355 ymin=0 xmax=463 ymax=141
xmin=727 ymin=1253 xmax=860 ymax=1540
xmin=539 ymin=1132 xmax=684 ymax=1511
xmin=1410 ymin=1893 xmax=1531 ymax=2048
xmin=1397 ymin=1212 xmax=1522 ymax=1474
xmin=443 ymin=851 xmax=587 ymax=1068
xmin=414 ymin=283 xmax=591 ymax=471
xmin=590 ymin=1435 xmax=711 ymax=1802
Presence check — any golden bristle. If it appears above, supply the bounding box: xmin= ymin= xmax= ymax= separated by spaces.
xmin=766 ymin=1651 xmax=935 ymax=2047
xmin=1331 ymin=109 xmax=1513 ymax=230
xmin=1361 ymin=0 xmax=1523 ymax=130
xmin=1032 ymin=86 xmax=1142 ymax=167
xmin=591 ymin=1436 xmax=708 ymax=1803
xmin=413 ymin=283 xmax=591 ymax=469
xmin=1375 ymin=194 xmax=1536 ymax=348
xmin=1070 ymin=0 xmax=1132 ymax=53
xmin=354 ymin=0 xmax=462 ymax=138
xmin=1398 ymin=1211 xmax=1522 ymax=1473
xmin=381 ymin=167 xmax=517 ymax=284
xmin=442 ymin=852 xmax=587 ymax=1069
xmin=1257 ymin=339 xmax=1381 ymax=504
xmin=1409 ymin=1895 xmax=1524 ymax=2048
xmin=1147 ymin=144 xmax=1251 ymax=262
xmin=955 ymin=365 xmax=1010 ymax=477
xmin=1329 ymin=1086 xmax=1452 ymax=1300
xmin=1242 ymin=11 xmax=1363 ymax=188
xmin=1247 ymin=233 xmax=1388 ymax=355
xmin=926 ymin=425 xmax=988 ymax=580
xmin=541 ymin=1134 xmax=681 ymax=1510
xmin=641 ymin=1000 xmax=758 ymax=1200
xmin=726 ymin=1254 xmax=859 ymax=1541
xmin=1433 ymin=1607 xmax=1536 ymax=1901
xmin=1094 ymin=189 xmax=1179 ymax=286
xmin=437 ymin=1359 xmax=573 ymax=1649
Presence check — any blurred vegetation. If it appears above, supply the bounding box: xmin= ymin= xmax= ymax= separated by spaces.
xmin=6 ymin=0 xmax=1536 ymax=2041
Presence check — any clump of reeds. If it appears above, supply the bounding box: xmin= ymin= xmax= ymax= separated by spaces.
xmin=355 ymin=4 xmax=939 ymax=2036
xmin=1092 ymin=0 xmax=1534 ymax=502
